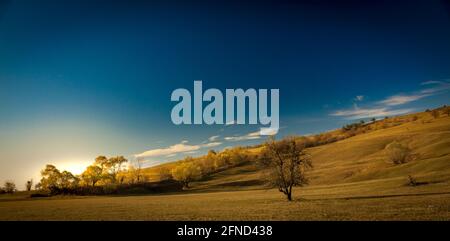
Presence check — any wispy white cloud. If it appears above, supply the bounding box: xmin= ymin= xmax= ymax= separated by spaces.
xmin=224 ymin=130 xmax=261 ymax=141
xmin=331 ymin=107 xmax=414 ymax=119
xmin=208 ymin=135 xmax=220 ymax=141
xmin=203 ymin=142 xmax=222 ymax=147
xmin=421 ymin=80 xmax=442 ymax=85
xmin=331 ymin=80 xmax=449 ymax=119
xmin=378 ymin=80 xmax=450 ymax=106
xmin=259 ymin=127 xmax=279 ymax=135
xmin=224 ymin=127 xmax=278 ymax=142
xmin=135 ymin=140 xmax=222 ymax=158
xmin=420 ymin=81 xmax=450 ymax=95
xmin=378 ymin=94 xmax=428 ymax=106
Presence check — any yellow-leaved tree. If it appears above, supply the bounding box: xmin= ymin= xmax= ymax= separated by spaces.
xmin=171 ymin=157 xmax=202 ymax=189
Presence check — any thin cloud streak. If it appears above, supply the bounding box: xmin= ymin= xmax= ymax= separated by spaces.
xmin=224 ymin=127 xmax=278 ymax=142
xmin=379 ymin=80 xmax=450 ymax=106
xmin=378 ymin=94 xmax=428 ymax=106
xmin=331 ymin=107 xmax=414 ymax=119
xmin=224 ymin=131 xmax=261 ymax=141
xmin=208 ymin=135 xmax=220 ymax=141
xmin=331 ymin=80 xmax=449 ymax=119
xmin=135 ymin=141 xmax=221 ymax=158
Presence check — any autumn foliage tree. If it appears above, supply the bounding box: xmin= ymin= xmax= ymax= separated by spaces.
xmin=60 ymin=171 xmax=79 ymax=188
xmin=39 ymin=165 xmax=62 ymax=191
xmin=93 ymin=155 xmax=128 ymax=184
xmin=106 ymin=156 xmax=128 ymax=183
xmin=38 ymin=165 xmax=78 ymax=192
xmin=81 ymin=165 xmax=103 ymax=187
xmin=171 ymin=157 xmax=202 ymax=188
xmin=259 ymin=136 xmax=313 ymax=201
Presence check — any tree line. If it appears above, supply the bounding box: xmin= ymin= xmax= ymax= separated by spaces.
xmin=1 ymin=136 xmax=316 ymax=201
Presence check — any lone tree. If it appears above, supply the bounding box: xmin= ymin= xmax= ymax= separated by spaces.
xmin=259 ymin=136 xmax=312 ymax=201
xmin=25 ymin=179 xmax=33 ymax=191
xmin=4 ymin=181 xmax=16 ymax=194
xmin=171 ymin=157 xmax=202 ymax=188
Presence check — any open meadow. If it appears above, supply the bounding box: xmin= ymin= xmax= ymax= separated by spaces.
xmin=1 ymin=179 xmax=449 ymax=220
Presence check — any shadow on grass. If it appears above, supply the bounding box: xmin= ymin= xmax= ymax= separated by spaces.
xmin=293 ymin=191 xmax=450 ymax=203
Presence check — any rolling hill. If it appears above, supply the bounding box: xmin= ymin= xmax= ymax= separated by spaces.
xmin=145 ymin=107 xmax=450 ymax=194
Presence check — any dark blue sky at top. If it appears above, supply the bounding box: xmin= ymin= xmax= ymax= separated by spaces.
xmin=1 ymin=0 xmax=450 ymax=182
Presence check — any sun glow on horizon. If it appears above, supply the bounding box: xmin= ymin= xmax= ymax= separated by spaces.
xmin=55 ymin=159 xmax=93 ymax=175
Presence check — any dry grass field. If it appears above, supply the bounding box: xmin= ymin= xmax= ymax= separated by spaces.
xmin=1 ymin=181 xmax=449 ymax=220
xmin=1 ymin=110 xmax=449 ymax=220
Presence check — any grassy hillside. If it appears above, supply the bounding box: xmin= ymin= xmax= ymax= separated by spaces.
xmin=145 ymin=107 xmax=450 ymax=193
xmin=308 ymin=112 xmax=450 ymax=186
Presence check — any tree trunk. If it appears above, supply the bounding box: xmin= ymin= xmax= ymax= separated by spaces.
xmin=287 ymin=191 xmax=292 ymax=201
xmin=287 ymin=185 xmax=293 ymax=201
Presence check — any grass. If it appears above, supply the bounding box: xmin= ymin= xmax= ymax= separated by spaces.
xmin=1 ymin=179 xmax=449 ymax=220
xmin=1 ymin=109 xmax=449 ymax=220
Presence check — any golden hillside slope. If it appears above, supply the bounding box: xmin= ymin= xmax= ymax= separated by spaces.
xmin=308 ymin=115 xmax=450 ymax=186
xmin=144 ymin=109 xmax=450 ymax=194
xmin=193 ymin=113 xmax=450 ymax=192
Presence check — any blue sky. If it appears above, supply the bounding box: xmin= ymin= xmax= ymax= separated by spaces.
xmin=1 ymin=0 xmax=450 ymax=186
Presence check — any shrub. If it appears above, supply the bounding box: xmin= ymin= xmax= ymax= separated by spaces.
xmin=385 ymin=141 xmax=412 ymax=165
xmin=30 ymin=193 xmax=51 ymax=198
xmin=431 ymin=109 xmax=439 ymax=118
xmin=31 ymin=180 xmax=183 ymax=196
xmin=407 ymin=175 xmax=418 ymax=186
xmin=445 ymin=108 xmax=450 ymax=117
